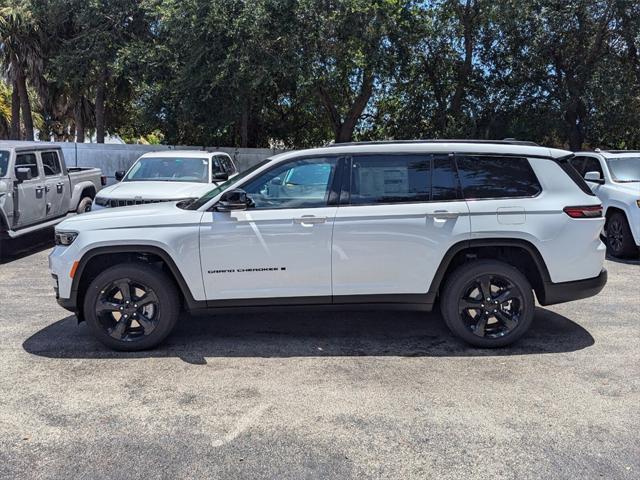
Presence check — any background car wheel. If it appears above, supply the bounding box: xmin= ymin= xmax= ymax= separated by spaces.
xmin=83 ymin=263 xmax=180 ymax=351
xmin=606 ymin=212 xmax=637 ymax=258
xmin=440 ymin=260 xmax=535 ymax=348
xmin=76 ymin=196 xmax=93 ymax=214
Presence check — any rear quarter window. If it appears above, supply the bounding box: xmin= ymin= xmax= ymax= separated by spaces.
xmin=456 ymin=156 xmax=542 ymax=199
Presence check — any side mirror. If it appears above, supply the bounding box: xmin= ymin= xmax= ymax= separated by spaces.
xmin=15 ymin=167 xmax=33 ymax=182
xmin=115 ymin=170 xmax=126 ymax=181
xmin=584 ymin=171 xmax=604 ymax=184
xmin=212 ymin=171 xmax=229 ymax=182
xmin=215 ymin=188 xmax=251 ymax=212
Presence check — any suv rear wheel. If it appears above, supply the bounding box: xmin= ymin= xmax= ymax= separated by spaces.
xmin=440 ymin=260 xmax=535 ymax=348
xmin=83 ymin=263 xmax=180 ymax=351
xmin=606 ymin=212 xmax=637 ymax=258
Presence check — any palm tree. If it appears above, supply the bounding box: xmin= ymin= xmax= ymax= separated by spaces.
xmin=0 ymin=5 xmax=43 ymax=140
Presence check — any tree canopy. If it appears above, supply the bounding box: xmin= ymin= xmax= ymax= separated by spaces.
xmin=0 ymin=0 xmax=639 ymax=150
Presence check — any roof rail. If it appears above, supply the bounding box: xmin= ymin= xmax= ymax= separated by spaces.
xmin=326 ymin=139 xmax=540 ymax=147
xmin=597 ymin=149 xmax=640 ymax=154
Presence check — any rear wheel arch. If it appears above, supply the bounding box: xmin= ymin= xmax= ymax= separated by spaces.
xmin=431 ymin=239 xmax=550 ymax=303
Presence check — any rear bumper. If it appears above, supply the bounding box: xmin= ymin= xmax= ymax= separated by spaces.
xmin=539 ymin=269 xmax=607 ymax=306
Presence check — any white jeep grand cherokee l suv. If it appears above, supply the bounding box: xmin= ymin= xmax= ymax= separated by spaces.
xmin=49 ymin=140 xmax=607 ymax=351
xmin=570 ymin=150 xmax=640 ymax=258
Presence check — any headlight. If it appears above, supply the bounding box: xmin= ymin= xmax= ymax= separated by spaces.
xmin=94 ymin=196 xmax=109 ymax=206
xmin=55 ymin=231 xmax=78 ymax=246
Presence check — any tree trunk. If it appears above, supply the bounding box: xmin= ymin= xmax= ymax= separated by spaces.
xmin=10 ymin=80 xmax=20 ymax=140
xmin=565 ymin=99 xmax=585 ymax=151
xmin=240 ymin=101 xmax=249 ymax=148
xmin=95 ymin=68 xmax=107 ymax=143
xmin=75 ymin=96 xmax=85 ymax=143
xmin=16 ymin=71 xmax=34 ymax=141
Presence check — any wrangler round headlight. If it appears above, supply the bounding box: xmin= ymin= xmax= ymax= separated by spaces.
xmin=55 ymin=231 xmax=78 ymax=246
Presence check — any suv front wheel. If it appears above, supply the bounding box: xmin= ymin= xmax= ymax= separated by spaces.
xmin=83 ymin=263 xmax=180 ymax=351
xmin=440 ymin=260 xmax=535 ymax=348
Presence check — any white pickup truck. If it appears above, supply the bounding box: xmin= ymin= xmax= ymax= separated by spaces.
xmin=570 ymin=150 xmax=640 ymax=258
xmin=0 ymin=143 xmax=105 ymax=239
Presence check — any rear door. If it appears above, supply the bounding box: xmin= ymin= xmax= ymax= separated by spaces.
xmin=40 ymin=150 xmax=70 ymax=218
xmin=331 ymin=153 xmax=470 ymax=299
xmin=14 ymin=152 xmax=46 ymax=227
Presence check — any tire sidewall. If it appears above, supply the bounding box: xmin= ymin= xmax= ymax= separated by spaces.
xmin=606 ymin=212 xmax=636 ymax=258
xmin=77 ymin=197 xmax=93 ymax=214
xmin=441 ymin=260 xmax=535 ymax=348
xmin=83 ymin=264 xmax=179 ymax=351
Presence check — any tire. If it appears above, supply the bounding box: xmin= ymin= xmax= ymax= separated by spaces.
xmin=83 ymin=263 xmax=180 ymax=351
xmin=440 ymin=259 xmax=535 ymax=348
xmin=76 ymin=196 xmax=93 ymax=214
xmin=606 ymin=212 xmax=637 ymax=258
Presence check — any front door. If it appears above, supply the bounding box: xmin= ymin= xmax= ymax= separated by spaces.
xmin=14 ymin=152 xmax=46 ymax=228
xmin=40 ymin=150 xmax=70 ymax=218
xmin=331 ymin=154 xmax=471 ymax=298
xmin=199 ymin=156 xmax=340 ymax=301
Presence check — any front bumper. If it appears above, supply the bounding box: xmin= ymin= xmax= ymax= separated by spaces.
xmin=539 ymin=269 xmax=608 ymax=306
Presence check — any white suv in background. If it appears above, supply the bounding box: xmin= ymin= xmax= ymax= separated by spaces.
xmin=92 ymin=150 xmax=238 ymax=209
xmin=49 ymin=140 xmax=607 ymax=351
xmin=570 ymin=150 xmax=640 ymax=258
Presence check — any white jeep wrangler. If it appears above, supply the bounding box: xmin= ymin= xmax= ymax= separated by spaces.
xmin=49 ymin=141 xmax=607 ymax=351
xmin=570 ymin=150 xmax=640 ymax=258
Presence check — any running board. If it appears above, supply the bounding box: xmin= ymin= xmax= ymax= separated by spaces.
xmin=6 ymin=214 xmax=76 ymax=239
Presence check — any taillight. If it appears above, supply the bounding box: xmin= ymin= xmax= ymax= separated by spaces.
xmin=563 ymin=205 xmax=603 ymax=218
xmin=100 ymin=175 xmax=107 ymax=186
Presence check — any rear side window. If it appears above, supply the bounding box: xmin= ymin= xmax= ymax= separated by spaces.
xmin=456 ymin=156 xmax=541 ymax=199
xmin=349 ymin=155 xmax=431 ymax=204
xmin=41 ymin=151 xmax=62 ymax=176
xmin=556 ymin=156 xmax=596 ymax=196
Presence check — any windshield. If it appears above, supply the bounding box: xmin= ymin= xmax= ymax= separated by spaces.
xmin=124 ymin=157 xmax=211 ymax=182
xmin=606 ymin=157 xmax=640 ymax=182
xmin=0 ymin=150 xmax=9 ymax=177
xmin=186 ymin=159 xmax=271 ymax=210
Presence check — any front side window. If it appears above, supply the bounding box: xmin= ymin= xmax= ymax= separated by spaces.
xmin=242 ymin=157 xmax=338 ymax=209
xmin=0 ymin=150 xmax=9 ymax=177
xmin=606 ymin=157 xmax=640 ymax=182
xmin=124 ymin=157 xmax=209 ymax=182
xmin=41 ymin=151 xmax=62 ymax=176
xmin=15 ymin=153 xmax=39 ymax=178
xmin=456 ymin=156 xmax=541 ymax=199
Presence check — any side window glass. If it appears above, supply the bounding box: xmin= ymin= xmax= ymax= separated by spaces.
xmin=582 ymin=157 xmax=603 ymax=177
xmin=456 ymin=156 xmax=541 ymax=199
xmin=431 ymin=156 xmax=460 ymax=201
xmin=569 ymin=157 xmax=586 ymax=176
xmin=349 ymin=155 xmax=430 ymax=204
xmin=41 ymin=152 xmax=62 ymax=176
xmin=242 ymin=157 xmax=337 ymax=209
xmin=211 ymin=157 xmax=223 ymax=174
xmin=15 ymin=153 xmax=39 ymax=178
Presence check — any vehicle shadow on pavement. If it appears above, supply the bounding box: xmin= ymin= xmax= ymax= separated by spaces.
xmin=0 ymin=228 xmax=54 ymax=265
xmin=23 ymin=307 xmax=594 ymax=364
xmin=605 ymin=254 xmax=640 ymax=265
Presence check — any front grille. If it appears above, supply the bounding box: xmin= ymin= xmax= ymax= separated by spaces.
xmin=108 ymin=198 xmax=166 ymax=208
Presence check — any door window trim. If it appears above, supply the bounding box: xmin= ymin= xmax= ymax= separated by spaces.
xmin=40 ymin=150 xmax=64 ymax=177
xmin=15 ymin=152 xmax=41 ymax=180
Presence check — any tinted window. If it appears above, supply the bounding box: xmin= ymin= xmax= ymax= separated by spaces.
xmin=557 ymin=155 xmax=596 ymax=196
xmin=218 ymin=155 xmax=236 ymax=174
xmin=41 ymin=151 xmax=62 ymax=176
xmin=243 ymin=157 xmax=337 ymax=209
xmin=456 ymin=156 xmax=541 ymax=199
xmin=0 ymin=150 xmax=8 ymax=177
xmin=15 ymin=153 xmax=39 ymax=178
xmin=571 ymin=156 xmax=603 ymax=178
xmin=431 ymin=156 xmax=460 ymax=201
xmin=350 ymin=155 xmax=431 ymax=204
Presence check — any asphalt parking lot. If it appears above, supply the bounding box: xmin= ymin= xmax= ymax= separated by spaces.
xmin=1 ymin=232 xmax=639 ymax=480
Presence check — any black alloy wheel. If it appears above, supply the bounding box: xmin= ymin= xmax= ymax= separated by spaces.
xmin=96 ymin=278 xmax=160 ymax=342
xmin=83 ymin=263 xmax=179 ymax=351
xmin=458 ymin=274 xmax=523 ymax=339
xmin=441 ymin=259 xmax=535 ymax=348
xmin=606 ymin=212 xmax=637 ymax=258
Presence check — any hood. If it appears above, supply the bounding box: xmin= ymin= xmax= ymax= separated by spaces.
xmin=56 ymin=200 xmax=203 ymax=232
xmin=611 ymin=182 xmax=640 ymax=196
xmin=97 ymin=181 xmax=215 ymax=200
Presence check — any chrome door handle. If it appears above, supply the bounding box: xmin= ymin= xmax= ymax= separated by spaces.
xmin=429 ymin=210 xmax=459 ymax=219
xmin=293 ymin=215 xmax=327 ymax=225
